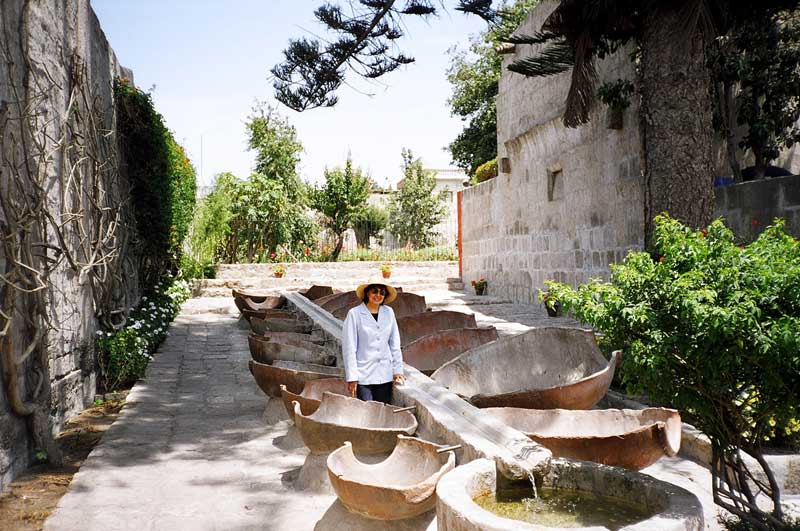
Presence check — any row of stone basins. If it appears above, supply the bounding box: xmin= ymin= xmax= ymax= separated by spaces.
xmin=235 ymin=284 xmax=704 ymax=530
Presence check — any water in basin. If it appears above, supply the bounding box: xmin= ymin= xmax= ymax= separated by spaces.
xmin=473 ymin=487 xmax=654 ymax=529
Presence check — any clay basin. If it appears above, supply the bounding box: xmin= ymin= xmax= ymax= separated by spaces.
xmin=232 ymin=289 xmax=285 ymax=308
xmin=248 ymin=334 xmax=335 ymax=366
xmin=331 ymin=292 xmax=428 ymax=320
xmin=249 ymin=360 xmax=344 ymax=397
xmin=280 ymin=378 xmax=350 ymax=420
xmin=255 ymin=330 xmax=325 ymax=345
xmin=327 ymin=435 xmax=456 ymax=520
xmin=397 ymin=310 xmax=477 ymax=347
xmin=302 ymin=285 xmax=334 ymax=300
xmin=403 ymin=327 xmax=498 ymax=374
xmin=431 ymin=327 xmax=620 ymax=410
xmin=317 ymin=291 xmax=359 ymax=312
xmin=484 ymin=407 xmax=681 ymax=470
xmin=242 ymin=308 xmax=294 ymax=322
xmin=293 ymin=392 xmax=418 ymax=455
xmin=249 ymin=315 xmax=312 ymax=334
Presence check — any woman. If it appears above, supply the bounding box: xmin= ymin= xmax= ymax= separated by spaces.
xmin=342 ymin=277 xmax=405 ymax=403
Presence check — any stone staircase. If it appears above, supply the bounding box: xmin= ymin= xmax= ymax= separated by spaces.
xmin=193 ymin=261 xmax=461 ymax=297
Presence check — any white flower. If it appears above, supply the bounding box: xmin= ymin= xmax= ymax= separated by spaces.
xmin=96 ymin=330 xmax=103 ymax=336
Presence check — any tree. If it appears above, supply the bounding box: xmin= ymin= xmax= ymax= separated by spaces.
xmin=709 ymin=11 xmax=800 ymax=182
xmin=388 ymin=149 xmax=447 ymax=248
xmin=446 ymin=1 xmax=538 ymax=176
xmin=546 ymin=215 xmax=800 ymax=530
xmin=311 ymin=158 xmax=371 ymax=260
xmin=352 ymin=203 xmax=389 ymax=247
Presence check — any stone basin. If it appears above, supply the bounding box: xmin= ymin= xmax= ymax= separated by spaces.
xmin=249 ymin=315 xmax=312 ymax=334
xmin=317 ymin=291 xmax=359 ymax=313
xmin=432 ymin=327 xmax=620 ymax=410
xmin=280 ymin=378 xmax=350 ymax=420
xmin=303 ymin=285 xmax=334 ymax=300
xmin=327 ymin=435 xmax=456 ymax=520
xmin=293 ymin=392 xmax=418 ymax=455
xmin=403 ymin=327 xmax=499 ymax=374
xmin=249 ymin=359 xmax=344 ymax=397
xmin=397 ymin=310 xmax=478 ymax=347
xmin=330 ymin=292 xmax=428 ymax=320
xmin=484 ymin=407 xmax=682 ymax=470
xmin=248 ymin=334 xmax=336 ymax=366
xmin=436 ymin=458 xmax=704 ymax=531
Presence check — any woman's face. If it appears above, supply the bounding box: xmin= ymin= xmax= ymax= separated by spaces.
xmin=367 ymin=285 xmax=386 ymax=305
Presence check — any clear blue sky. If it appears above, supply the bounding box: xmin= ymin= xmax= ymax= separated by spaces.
xmin=91 ymin=0 xmax=487 ymax=188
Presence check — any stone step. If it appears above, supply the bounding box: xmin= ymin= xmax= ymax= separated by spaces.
xmin=214 ymin=261 xmax=458 ymax=280
xmin=194 ymin=282 xmax=456 ymax=298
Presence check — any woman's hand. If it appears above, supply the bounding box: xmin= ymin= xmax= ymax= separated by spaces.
xmin=393 ymin=373 xmax=405 ymax=386
xmin=347 ymin=381 xmax=358 ymax=397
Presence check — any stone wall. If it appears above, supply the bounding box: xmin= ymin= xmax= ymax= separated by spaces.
xmin=715 ymin=175 xmax=800 ymax=240
xmin=461 ymin=3 xmax=644 ymax=304
xmin=0 ymin=0 xmax=136 ymax=491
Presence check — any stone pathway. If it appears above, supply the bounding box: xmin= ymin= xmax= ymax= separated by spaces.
xmin=45 ymin=290 xmax=726 ymax=530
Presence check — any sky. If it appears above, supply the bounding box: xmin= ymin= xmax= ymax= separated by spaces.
xmin=91 ymin=0 xmax=487 ymax=189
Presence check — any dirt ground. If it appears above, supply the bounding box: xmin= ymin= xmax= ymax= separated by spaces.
xmin=0 ymin=393 xmax=127 ymax=531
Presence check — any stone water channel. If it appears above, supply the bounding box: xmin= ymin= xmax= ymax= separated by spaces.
xmin=44 ymin=283 xmax=731 ymax=530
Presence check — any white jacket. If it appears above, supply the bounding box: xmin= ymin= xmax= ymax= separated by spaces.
xmin=342 ymin=303 xmax=404 ymax=384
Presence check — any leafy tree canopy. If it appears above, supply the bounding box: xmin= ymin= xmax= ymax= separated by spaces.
xmin=388 ymin=149 xmax=447 ymax=248
xmin=446 ymin=0 xmax=537 ymax=175
xmin=311 ymin=158 xmax=371 ymax=260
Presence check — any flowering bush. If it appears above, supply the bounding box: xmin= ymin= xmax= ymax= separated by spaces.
xmin=471 ymin=278 xmax=487 ymax=290
xmin=97 ymin=277 xmax=191 ymax=391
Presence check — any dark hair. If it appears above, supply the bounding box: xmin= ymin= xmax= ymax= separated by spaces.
xmin=361 ymin=284 xmax=387 ymax=305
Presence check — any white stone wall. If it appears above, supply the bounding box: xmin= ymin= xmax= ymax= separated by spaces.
xmin=0 ymin=0 xmax=135 ymax=490
xmin=461 ymin=4 xmax=644 ymax=303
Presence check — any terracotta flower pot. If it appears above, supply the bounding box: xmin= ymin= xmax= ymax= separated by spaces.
xmin=274 ymin=272 xmax=284 ymax=278
xmin=381 ymin=270 xmax=391 ymax=279
xmin=474 ymin=286 xmax=485 ymax=296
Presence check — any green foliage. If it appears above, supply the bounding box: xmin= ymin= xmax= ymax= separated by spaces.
xmin=474 ymin=158 xmax=498 ymax=183
xmin=710 ymin=11 xmax=800 ymax=178
xmin=720 ymin=515 xmax=800 ymax=531
xmin=596 ymin=79 xmax=634 ymax=110
xmin=114 ymin=80 xmax=197 ymax=288
xmin=336 ymin=246 xmax=458 ymax=262
xmin=388 ymin=150 xmax=448 ymax=249
xmin=544 ymin=214 xmax=800 ymax=452
xmin=185 ymin=105 xmax=318 ymax=264
xmin=97 ymin=278 xmax=191 ymax=391
xmin=446 ymin=1 xmax=538 ymax=175
xmin=351 ymin=203 xmax=389 ymax=247
xmin=311 ymin=159 xmax=371 ymax=260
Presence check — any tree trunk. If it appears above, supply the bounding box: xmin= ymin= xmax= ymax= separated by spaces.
xmin=331 ymin=234 xmax=344 ymax=261
xmin=640 ymin=8 xmax=716 ymax=247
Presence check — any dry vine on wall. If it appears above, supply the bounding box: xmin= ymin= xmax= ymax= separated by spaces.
xmin=0 ymin=2 xmax=138 ymax=465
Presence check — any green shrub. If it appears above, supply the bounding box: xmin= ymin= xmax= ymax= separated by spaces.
xmin=97 ymin=277 xmax=191 ymax=391
xmin=473 ymin=158 xmax=497 ymax=183
xmin=545 ymin=214 xmax=800 ymax=524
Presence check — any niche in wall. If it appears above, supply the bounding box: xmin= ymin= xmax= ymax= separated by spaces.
xmin=547 ymin=165 xmax=564 ymax=202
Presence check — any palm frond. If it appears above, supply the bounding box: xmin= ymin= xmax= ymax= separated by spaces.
xmin=563 ymin=32 xmax=598 ymax=127
xmin=507 ymin=40 xmax=574 ymax=78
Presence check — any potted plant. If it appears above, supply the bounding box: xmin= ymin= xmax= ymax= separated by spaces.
xmin=379 ymin=263 xmax=392 ymax=279
xmin=272 ymin=264 xmax=286 ymax=278
xmin=471 ymin=278 xmax=487 ymax=296
xmin=541 ymin=291 xmax=562 ymax=317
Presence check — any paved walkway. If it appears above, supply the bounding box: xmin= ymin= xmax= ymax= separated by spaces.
xmin=45 ymin=290 xmax=724 ymax=530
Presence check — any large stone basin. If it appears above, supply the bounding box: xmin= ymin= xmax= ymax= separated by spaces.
xmin=436 ymin=458 xmax=704 ymax=531
xmin=242 ymin=308 xmax=295 ymax=322
xmin=232 ymin=289 xmax=284 ymax=308
xmin=248 ymin=334 xmax=335 ymax=366
xmin=327 ymin=435 xmax=456 ymax=520
xmin=253 ymin=330 xmax=325 ymax=345
xmin=317 ymin=291 xmax=359 ymax=313
xmin=397 ymin=310 xmax=478 ymax=347
xmin=294 ymin=392 xmax=418 ymax=455
xmin=280 ymin=378 xmax=350 ymax=420
xmin=484 ymin=407 xmax=682 ymax=470
xmin=432 ymin=327 xmax=620 ymax=410
xmin=403 ymin=327 xmax=499 ymax=374
xmin=249 ymin=359 xmax=344 ymax=397
xmin=330 ymin=292 xmax=428 ymax=320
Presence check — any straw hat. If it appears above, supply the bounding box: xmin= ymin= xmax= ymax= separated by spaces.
xmin=355 ymin=277 xmax=398 ymax=304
